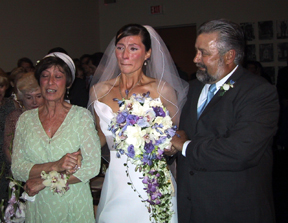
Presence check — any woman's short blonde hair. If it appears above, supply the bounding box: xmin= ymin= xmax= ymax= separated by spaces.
xmin=9 ymin=67 xmax=26 ymax=87
xmin=0 ymin=70 xmax=10 ymax=88
xmin=16 ymin=72 xmax=40 ymax=100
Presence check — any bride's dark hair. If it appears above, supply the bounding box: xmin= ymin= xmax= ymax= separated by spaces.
xmin=115 ymin=24 xmax=151 ymax=52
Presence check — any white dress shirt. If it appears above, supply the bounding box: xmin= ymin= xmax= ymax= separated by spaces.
xmin=182 ymin=65 xmax=238 ymax=156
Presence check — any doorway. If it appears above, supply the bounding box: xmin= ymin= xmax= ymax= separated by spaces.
xmin=156 ymin=25 xmax=197 ymax=81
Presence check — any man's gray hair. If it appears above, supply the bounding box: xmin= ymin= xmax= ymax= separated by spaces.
xmin=198 ymin=19 xmax=245 ymax=65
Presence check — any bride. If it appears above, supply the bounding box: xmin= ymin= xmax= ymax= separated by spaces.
xmin=88 ymin=24 xmax=188 ymax=222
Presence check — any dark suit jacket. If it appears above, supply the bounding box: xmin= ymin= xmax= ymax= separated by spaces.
xmin=177 ymin=66 xmax=279 ymax=223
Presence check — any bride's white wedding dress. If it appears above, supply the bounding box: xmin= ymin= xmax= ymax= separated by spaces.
xmin=94 ymin=100 xmax=178 ymax=223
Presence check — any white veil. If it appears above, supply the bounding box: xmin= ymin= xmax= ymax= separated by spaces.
xmin=88 ymin=25 xmax=189 ymax=126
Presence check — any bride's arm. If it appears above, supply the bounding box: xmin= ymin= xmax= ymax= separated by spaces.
xmin=94 ymin=111 xmax=107 ymax=147
xmin=158 ymin=82 xmax=181 ymax=158
xmin=89 ymin=83 xmax=108 ymax=147
xmin=159 ymin=82 xmax=179 ymax=126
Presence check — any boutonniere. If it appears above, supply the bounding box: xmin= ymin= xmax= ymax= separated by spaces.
xmin=219 ymin=80 xmax=235 ymax=96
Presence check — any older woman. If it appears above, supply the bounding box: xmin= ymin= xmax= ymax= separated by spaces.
xmin=0 ymin=71 xmax=18 ymax=201
xmin=8 ymin=67 xmax=27 ymax=102
xmin=3 ymin=72 xmax=44 ymax=165
xmin=88 ymin=24 xmax=188 ymax=223
xmin=11 ymin=52 xmax=101 ymax=223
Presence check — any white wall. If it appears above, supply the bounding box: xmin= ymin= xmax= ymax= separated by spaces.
xmin=1 ymin=0 xmax=287 ymax=73
xmin=98 ymin=0 xmax=288 ymax=81
xmin=98 ymin=0 xmax=288 ymax=49
xmin=0 ymin=0 xmax=100 ymax=72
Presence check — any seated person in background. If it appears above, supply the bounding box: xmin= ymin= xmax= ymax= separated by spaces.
xmin=47 ymin=46 xmax=68 ymax=55
xmin=80 ymin=54 xmax=91 ymax=80
xmin=3 ymin=72 xmax=44 ymax=165
xmin=80 ymin=54 xmax=94 ymax=89
xmin=7 ymin=67 xmax=27 ymax=102
xmin=69 ymin=66 xmax=89 ymax=107
xmin=244 ymin=60 xmax=273 ymax=84
xmin=17 ymin=57 xmax=35 ymax=72
xmin=73 ymin=58 xmax=81 ymax=70
xmin=76 ymin=66 xmax=85 ymax=79
xmin=87 ymin=52 xmax=104 ymax=79
xmin=0 ymin=71 xmax=18 ymax=201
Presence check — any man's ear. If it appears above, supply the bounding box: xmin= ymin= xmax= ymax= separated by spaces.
xmin=224 ymin=49 xmax=236 ymax=64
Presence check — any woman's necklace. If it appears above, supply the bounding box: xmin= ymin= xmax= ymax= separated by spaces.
xmin=119 ymin=74 xmax=142 ymax=99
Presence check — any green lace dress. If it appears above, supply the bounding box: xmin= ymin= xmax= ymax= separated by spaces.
xmin=12 ymin=106 xmax=101 ymax=223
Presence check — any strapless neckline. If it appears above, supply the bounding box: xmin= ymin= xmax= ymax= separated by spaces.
xmin=95 ymin=100 xmax=114 ymax=113
xmin=95 ymin=97 xmax=162 ymax=113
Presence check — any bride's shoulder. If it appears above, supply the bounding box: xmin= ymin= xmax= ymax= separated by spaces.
xmin=142 ymin=76 xmax=174 ymax=99
xmin=90 ymin=77 xmax=118 ymax=99
xmin=147 ymin=77 xmax=173 ymax=93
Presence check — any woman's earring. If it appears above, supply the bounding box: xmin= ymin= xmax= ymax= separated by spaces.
xmin=66 ymin=88 xmax=70 ymax=98
xmin=144 ymin=60 xmax=147 ymax=66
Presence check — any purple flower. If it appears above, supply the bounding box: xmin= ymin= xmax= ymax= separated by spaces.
xmin=127 ymin=145 xmax=135 ymax=158
xmin=126 ymin=114 xmax=138 ymax=125
xmin=155 ymin=136 xmax=167 ymax=145
xmin=151 ymin=191 xmax=162 ymax=200
xmin=4 ymin=201 xmax=16 ymax=221
xmin=165 ymin=128 xmax=176 ymax=138
xmin=143 ymin=92 xmax=150 ymax=98
xmin=113 ymin=98 xmax=124 ymax=107
xmin=149 ymin=169 xmax=156 ymax=174
xmin=155 ymin=199 xmax=161 ymax=205
xmin=153 ymin=106 xmax=166 ymax=117
xmin=108 ymin=125 xmax=118 ymax=135
xmin=144 ymin=141 xmax=155 ymax=154
xmin=157 ymin=149 xmax=164 ymax=159
xmin=134 ymin=95 xmax=145 ymax=104
xmin=148 ymin=182 xmax=157 ymax=193
xmin=137 ymin=118 xmax=150 ymax=128
xmin=142 ymin=176 xmax=149 ymax=184
xmin=116 ymin=151 xmax=122 ymax=158
xmin=152 ymin=123 xmax=164 ymax=135
xmin=116 ymin=111 xmax=128 ymax=124
xmin=142 ymin=154 xmax=153 ymax=166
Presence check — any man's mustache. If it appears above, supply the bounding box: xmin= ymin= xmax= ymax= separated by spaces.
xmin=196 ymin=63 xmax=206 ymax=69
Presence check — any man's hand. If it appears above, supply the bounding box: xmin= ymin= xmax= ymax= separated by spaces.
xmin=164 ymin=145 xmax=178 ymax=156
xmin=171 ymin=130 xmax=189 ymax=152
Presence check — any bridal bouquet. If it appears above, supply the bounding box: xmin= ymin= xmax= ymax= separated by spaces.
xmin=109 ymin=92 xmax=176 ymax=222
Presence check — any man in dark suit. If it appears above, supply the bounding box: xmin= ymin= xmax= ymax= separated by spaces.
xmin=168 ymin=19 xmax=279 ymax=222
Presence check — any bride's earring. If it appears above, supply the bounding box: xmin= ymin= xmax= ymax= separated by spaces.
xmin=144 ymin=60 xmax=147 ymax=66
